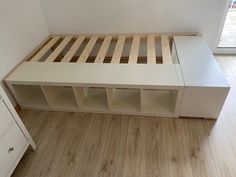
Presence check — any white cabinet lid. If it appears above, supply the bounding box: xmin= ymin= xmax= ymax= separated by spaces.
xmin=174 ymin=36 xmax=229 ymax=88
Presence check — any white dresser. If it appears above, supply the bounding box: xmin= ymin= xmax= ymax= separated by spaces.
xmin=0 ymin=86 xmax=35 ymax=177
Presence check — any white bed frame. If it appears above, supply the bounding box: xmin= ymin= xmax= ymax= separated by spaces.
xmin=4 ymin=33 xmax=230 ymax=119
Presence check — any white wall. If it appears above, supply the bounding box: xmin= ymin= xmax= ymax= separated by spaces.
xmin=40 ymin=0 xmax=228 ymax=50
xmin=0 ymin=0 xmax=49 ymax=104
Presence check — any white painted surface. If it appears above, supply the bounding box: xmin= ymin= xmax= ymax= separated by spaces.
xmin=80 ymin=88 xmax=109 ymax=111
xmin=0 ymin=101 xmax=14 ymax=137
xmin=174 ymin=36 xmax=230 ymax=87
xmin=13 ymin=85 xmax=49 ymax=109
xmin=180 ymin=87 xmax=229 ymax=118
xmin=0 ymin=85 xmax=35 ymax=177
xmin=4 ymin=60 xmax=185 ymax=117
xmin=141 ymin=89 xmax=177 ymax=115
xmin=0 ymin=0 xmax=49 ymax=105
xmin=174 ymin=36 xmax=230 ymax=118
xmin=40 ymin=0 xmax=228 ymax=50
xmin=0 ymin=123 xmax=27 ymax=177
xmin=111 ymin=89 xmax=140 ymax=112
xmin=6 ymin=143 xmax=29 ymax=177
xmin=5 ymin=63 xmax=184 ymax=89
xmin=0 ymin=85 xmax=36 ymax=149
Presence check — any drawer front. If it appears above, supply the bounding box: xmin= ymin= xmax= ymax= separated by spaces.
xmin=0 ymin=101 xmax=14 ymax=136
xmin=0 ymin=122 xmax=27 ymax=177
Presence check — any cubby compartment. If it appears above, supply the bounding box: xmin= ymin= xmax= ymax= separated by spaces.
xmin=107 ymin=88 xmax=140 ymax=113
xmin=141 ymin=89 xmax=178 ymax=115
xmin=73 ymin=87 xmax=108 ymax=111
xmin=12 ymin=85 xmax=48 ymax=108
xmin=42 ymin=86 xmax=77 ymax=109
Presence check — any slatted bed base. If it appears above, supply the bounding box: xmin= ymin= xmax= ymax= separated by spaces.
xmin=4 ymin=33 xmax=229 ymax=119
xmin=26 ymin=33 xmax=197 ymax=64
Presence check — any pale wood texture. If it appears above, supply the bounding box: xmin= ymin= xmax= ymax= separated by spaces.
xmin=11 ymin=56 xmax=236 ymax=177
xmin=94 ymin=36 xmax=112 ymax=63
xmin=61 ymin=36 xmax=85 ymax=62
xmin=77 ymin=36 xmax=98 ymax=63
xmin=147 ymin=35 xmax=156 ymax=64
xmin=161 ymin=35 xmax=172 ymax=64
xmin=128 ymin=36 xmax=140 ymax=64
xmin=31 ymin=36 xmax=60 ymax=62
xmin=111 ymin=36 xmax=126 ymax=64
xmin=45 ymin=36 xmax=73 ymax=62
xmin=27 ymin=34 xmax=198 ymax=64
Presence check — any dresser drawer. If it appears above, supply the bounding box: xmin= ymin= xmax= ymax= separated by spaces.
xmin=0 ymin=122 xmax=27 ymax=177
xmin=0 ymin=100 xmax=14 ymax=136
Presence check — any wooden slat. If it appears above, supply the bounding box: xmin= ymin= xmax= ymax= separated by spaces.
xmin=111 ymin=36 xmax=126 ymax=64
xmin=147 ymin=35 xmax=156 ymax=64
xmin=45 ymin=36 xmax=73 ymax=62
xmin=61 ymin=36 xmax=86 ymax=62
xmin=128 ymin=36 xmax=140 ymax=64
xmin=30 ymin=36 xmax=60 ymax=62
xmin=94 ymin=36 xmax=112 ymax=63
xmin=77 ymin=36 xmax=98 ymax=63
xmin=161 ymin=35 xmax=172 ymax=64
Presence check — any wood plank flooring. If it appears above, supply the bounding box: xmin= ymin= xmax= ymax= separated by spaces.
xmin=12 ymin=55 xmax=236 ymax=177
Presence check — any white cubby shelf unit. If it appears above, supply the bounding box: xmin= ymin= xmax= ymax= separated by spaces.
xmin=5 ymin=33 xmax=186 ymax=117
xmin=8 ymin=83 xmax=183 ymax=117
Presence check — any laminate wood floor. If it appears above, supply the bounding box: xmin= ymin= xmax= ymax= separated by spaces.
xmin=12 ymin=55 xmax=236 ymax=177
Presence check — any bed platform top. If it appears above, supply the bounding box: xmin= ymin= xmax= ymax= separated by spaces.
xmin=25 ymin=33 xmax=196 ymax=64
xmin=5 ymin=33 xmax=197 ymax=88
